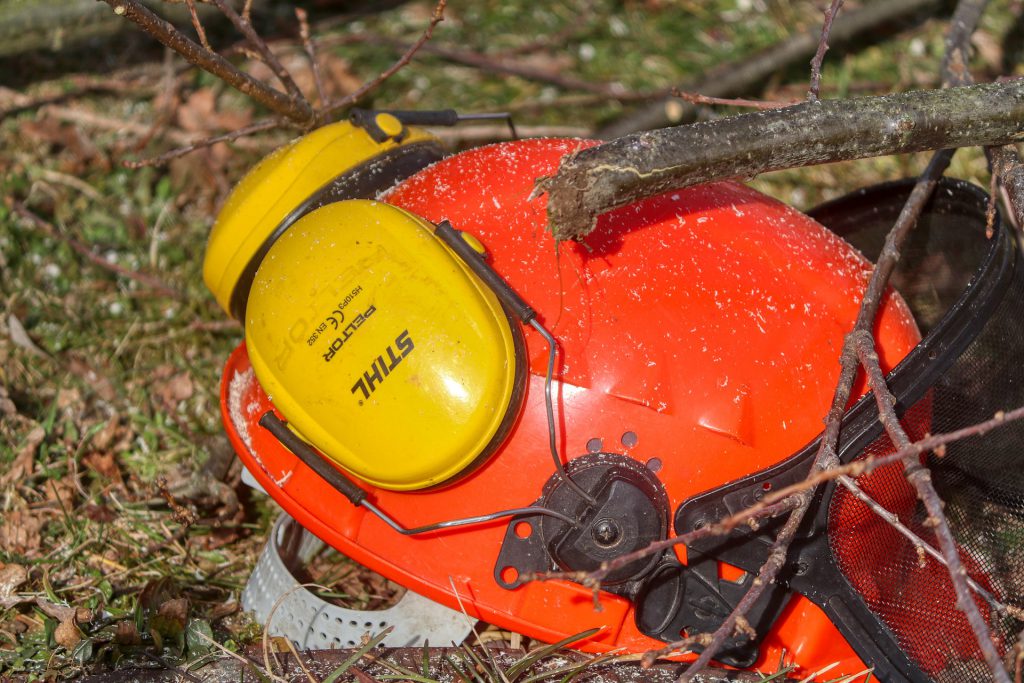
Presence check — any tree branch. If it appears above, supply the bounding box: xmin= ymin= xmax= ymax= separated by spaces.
xmin=667 ymin=148 xmax=954 ymax=682
xmin=853 ymin=329 xmax=1009 ymax=682
xmin=541 ymin=80 xmax=1024 ymax=241
xmin=599 ymin=0 xmax=943 ymax=137
xmin=98 ymin=0 xmax=313 ymax=125
xmin=10 ymin=201 xmax=183 ymax=300
xmin=208 ymin=0 xmax=308 ymax=108
xmin=319 ymin=0 xmax=447 ymax=120
xmin=808 ymin=0 xmax=846 ymax=101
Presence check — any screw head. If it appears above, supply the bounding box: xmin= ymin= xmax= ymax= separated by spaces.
xmin=591 ymin=519 xmax=621 ymax=547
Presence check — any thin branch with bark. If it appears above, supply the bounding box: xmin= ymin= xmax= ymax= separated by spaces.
xmin=853 ymin=330 xmax=1009 ymax=681
xmin=295 ymin=8 xmax=325 ymax=107
xmin=319 ymin=0 xmax=448 ymax=120
xmin=808 ymin=0 xmax=846 ymax=101
xmin=123 ymin=118 xmax=283 ymax=168
xmin=98 ymin=0 xmax=314 ymax=124
xmin=10 ymin=201 xmax=183 ymax=300
xmin=208 ymin=0 xmax=307 ymax=106
xmin=663 ymin=146 xmax=954 ymax=682
xmin=600 ymin=0 xmax=943 ymax=137
xmin=670 ymin=88 xmax=797 ymax=110
xmin=540 ymin=402 xmax=1024 ymax=594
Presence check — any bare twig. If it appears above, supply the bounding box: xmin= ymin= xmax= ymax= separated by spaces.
xmin=183 ymin=0 xmax=211 ymax=51
xmin=990 ymin=145 xmax=1024 ymax=228
xmin=942 ymin=0 xmax=988 ymax=87
xmin=208 ymin=0 xmax=307 ymax=108
xmin=98 ymin=0 xmax=313 ymax=124
xmin=670 ymin=88 xmax=798 ymax=110
xmin=545 ymin=400 xmax=1024 ymax=595
xmin=10 ymin=201 xmax=183 ymax=300
xmin=835 ymin=474 xmax=1022 ymax=619
xmin=600 ymin=0 xmax=941 ymax=137
xmin=413 ymin=43 xmax=640 ymax=98
xmin=320 ymin=0 xmax=448 ymax=120
xmin=0 ymin=70 xmax=162 ymax=121
xmin=853 ymin=331 xmax=1009 ymax=682
xmin=677 ymin=509 xmax=807 ymax=682
xmin=939 ymin=0 xmax=1024 ymax=231
xmin=500 ymin=91 xmax=671 ymax=115
xmin=40 ymin=104 xmax=274 ymax=154
xmin=295 ymin=8 xmax=326 ymax=107
xmin=430 ymin=124 xmax=589 ymax=145
xmin=338 ymin=33 xmax=666 ymax=100
xmin=808 ymin=0 xmax=846 ymax=101
xmin=123 ymin=118 xmax=284 ymax=168
xmin=666 ymin=146 xmax=954 ymax=682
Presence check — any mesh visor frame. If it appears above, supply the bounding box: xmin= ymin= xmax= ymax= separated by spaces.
xmin=673 ymin=178 xmax=1022 ymax=682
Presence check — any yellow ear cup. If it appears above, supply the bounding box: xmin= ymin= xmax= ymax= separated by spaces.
xmin=203 ymin=119 xmax=442 ymax=321
xmin=244 ymin=200 xmax=525 ymax=491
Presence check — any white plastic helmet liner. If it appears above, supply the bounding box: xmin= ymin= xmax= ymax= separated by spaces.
xmin=242 ymin=514 xmax=475 ymax=649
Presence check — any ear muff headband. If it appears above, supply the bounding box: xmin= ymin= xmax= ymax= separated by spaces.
xmin=229 ymin=142 xmax=444 ymax=322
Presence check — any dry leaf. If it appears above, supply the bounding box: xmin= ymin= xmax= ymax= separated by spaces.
xmin=971 ymin=31 xmax=1003 ymax=70
xmin=320 ymin=53 xmax=364 ymax=101
xmin=81 ymin=451 xmax=125 ymax=487
xmin=151 ymin=596 xmax=190 ymax=637
xmin=0 ymin=563 xmax=28 ymax=598
xmin=83 ymin=504 xmax=117 ymax=523
xmin=175 ymin=88 xmax=216 ymax=133
xmin=44 ymin=478 xmax=77 ymax=510
xmin=0 ymin=384 xmax=18 ymax=417
xmin=89 ymin=417 xmax=122 ymax=452
xmin=155 ymin=371 xmax=194 ymax=408
xmin=6 ymin=313 xmax=48 ymax=358
xmin=56 ymin=387 xmax=81 ymax=411
xmin=35 ymin=598 xmax=89 ymax=624
xmin=246 ymin=52 xmax=362 ymax=104
xmin=115 ymin=619 xmax=142 ymax=645
xmin=0 ymin=509 xmax=43 ymax=556
xmin=67 ymin=354 xmax=116 ymax=402
xmin=176 ymin=88 xmax=253 ymax=134
xmin=54 ymin=617 xmax=81 ymax=649
xmin=0 ymin=424 xmax=44 ymax=487
xmin=207 ymin=600 xmax=238 ymax=621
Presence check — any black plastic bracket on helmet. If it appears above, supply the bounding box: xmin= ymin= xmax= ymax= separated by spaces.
xmin=633 ymin=553 xmax=791 ymax=668
xmin=494 ymin=453 xmax=670 ymax=595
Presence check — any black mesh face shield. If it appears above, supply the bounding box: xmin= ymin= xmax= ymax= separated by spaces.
xmin=671 ymin=178 xmax=1023 ymax=682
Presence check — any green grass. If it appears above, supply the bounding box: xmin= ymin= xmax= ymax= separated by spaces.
xmin=0 ymin=0 xmax=1020 ymax=678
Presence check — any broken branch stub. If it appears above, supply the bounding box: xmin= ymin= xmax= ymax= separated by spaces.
xmin=541 ymin=79 xmax=1024 ymax=241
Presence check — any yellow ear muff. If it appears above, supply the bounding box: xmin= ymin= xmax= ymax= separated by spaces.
xmin=203 ymin=117 xmax=442 ymax=322
xmin=243 ymin=200 xmax=526 ymax=491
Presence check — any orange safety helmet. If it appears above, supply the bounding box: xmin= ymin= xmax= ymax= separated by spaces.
xmin=209 ymin=117 xmax=1024 ymax=682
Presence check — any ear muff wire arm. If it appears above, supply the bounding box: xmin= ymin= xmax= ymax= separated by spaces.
xmin=433 ymin=220 xmax=599 ymax=506
xmin=258 ymin=411 xmax=577 ymax=534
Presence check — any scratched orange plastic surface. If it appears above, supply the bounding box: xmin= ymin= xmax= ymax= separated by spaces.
xmin=220 ymin=138 xmax=921 ymax=676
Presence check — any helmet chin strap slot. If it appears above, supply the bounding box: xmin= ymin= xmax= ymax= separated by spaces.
xmin=258 ymin=411 xmax=577 ymax=534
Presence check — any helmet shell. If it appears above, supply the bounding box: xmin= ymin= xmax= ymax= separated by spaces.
xmin=220 ymin=137 xmax=921 ymax=676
